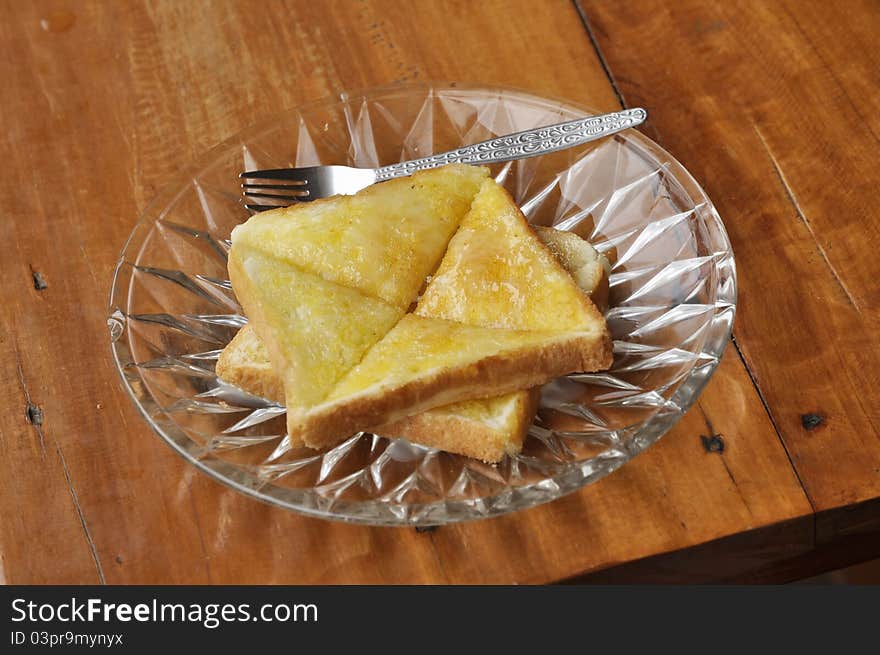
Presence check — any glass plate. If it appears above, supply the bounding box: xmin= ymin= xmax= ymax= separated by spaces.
xmin=109 ymin=83 xmax=736 ymax=526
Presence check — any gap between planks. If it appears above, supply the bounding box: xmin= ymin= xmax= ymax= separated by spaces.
xmin=572 ymin=0 xmax=627 ymax=109
xmin=731 ymin=335 xmax=815 ymax=513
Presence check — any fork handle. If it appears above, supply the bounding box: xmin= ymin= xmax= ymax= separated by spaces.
xmin=374 ymin=108 xmax=647 ymax=180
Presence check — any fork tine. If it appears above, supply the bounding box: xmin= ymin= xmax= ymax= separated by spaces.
xmin=240 ymin=167 xmax=315 ymax=181
xmin=243 ymin=191 xmax=309 ymax=202
xmin=242 ymin=182 xmax=307 ymax=189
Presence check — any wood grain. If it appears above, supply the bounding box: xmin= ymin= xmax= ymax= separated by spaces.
xmin=0 ymin=0 xmax=827 ymax=584
xmin=581 ymin=0 xmax=880 ymax=544
xmin=432 ymin=351 xmax=811 ymax=583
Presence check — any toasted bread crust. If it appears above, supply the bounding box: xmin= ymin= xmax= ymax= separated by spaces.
xmin=377 ymin=388 xmax=540 ymax=462
xmin=292 ymin=329 xmax=612 ymax=448
xmin=216 ymin=326 xmax=285 ymax=404
xmin=227 ymin=249 xmax=284 ymax=379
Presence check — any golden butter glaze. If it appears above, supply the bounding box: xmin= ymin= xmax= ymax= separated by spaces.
xmin=232 ymin=164 xmax=489 ymax=308
xmin=416 ymin=179 xmax=602 ymax=330
xmin=232 ymin=247 xmax=402 ymax=408
xmin=327 ymin=314 xmax=588 ymax=401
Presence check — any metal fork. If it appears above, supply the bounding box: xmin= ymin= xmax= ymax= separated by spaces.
xmin=241 ymin=107 xmax=647 ymax=211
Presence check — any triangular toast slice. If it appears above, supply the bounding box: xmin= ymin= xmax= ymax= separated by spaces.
xmin=289 ymin=179 xmax=611 ymax=449
xmin=216 ymin=228 xmax=608 ymax=460
xmin=217 ymin=325 xmax=286 ymax=405
xmin=294 ymin=314 xmax=609 ymax=448
xmin=232 ymin=163 xmax=489 ymax=307
xmin=416 ymin=180 xmax=607 ymax=330
xmin=216 ymin=323 xmax=538 ymax=460
xmin=228 ymin=246 xmax=403 ymax=409
xmin=380 ymin=392 xmax=542 ymax=463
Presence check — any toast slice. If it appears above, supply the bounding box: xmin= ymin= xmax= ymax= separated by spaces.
xmin=216 ymin=228 xmax=608 ymax=461
xmin=379 ymin=392 xmax=542 ymax=463
xmin=534 ymin=226 xmax=610 ymax=314
xmin=294 ymin=314 xmax=609 ymax=448
xmin=416 ymin=180 xmax=607 ymax=330
xmin=227 ymin=246 xmax=403 ymax=409
xmin=231 ymin=163 xmax=489 ymax=307
xmin=217 ymin=325 xmax=286 ymax=404
xmin=288 ymin=179 xmax=611 ymax=449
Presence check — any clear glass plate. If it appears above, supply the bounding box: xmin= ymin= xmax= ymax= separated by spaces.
xmin=109 ymin=83 xmax=736 ymax=526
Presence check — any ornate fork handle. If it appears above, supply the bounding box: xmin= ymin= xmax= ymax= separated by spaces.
xmin=374 ymin=108 xmax=647 ymax=181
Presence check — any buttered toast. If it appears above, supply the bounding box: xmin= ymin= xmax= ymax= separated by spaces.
xmin=217 ymin=227 xmax=608 ymax=461
xmin=225 ymin=167 xmax=611 ymax=458
xmin=228 ymin=164 xmax=489 ymax=417
xmin=415 ymin=182 xmax=606 ymax=331
xmin=296 ymin=314 xmax=608 ymax=447
xmin=284 ymin=179 xmax=611 ymax=449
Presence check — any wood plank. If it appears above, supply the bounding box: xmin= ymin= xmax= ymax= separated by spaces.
xmin=430 ymin=351 xmax=811 ymax=583
xmin=581 ymin=0 xmax=880 ymax=544
xmin=0 ymin=324 xmax=104 ymax=584
xmin=0 ymin=0 xmax=810 ymax=583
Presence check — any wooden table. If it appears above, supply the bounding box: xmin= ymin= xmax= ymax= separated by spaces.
xmin=2 ymin=0 xmax=878 ymax=584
